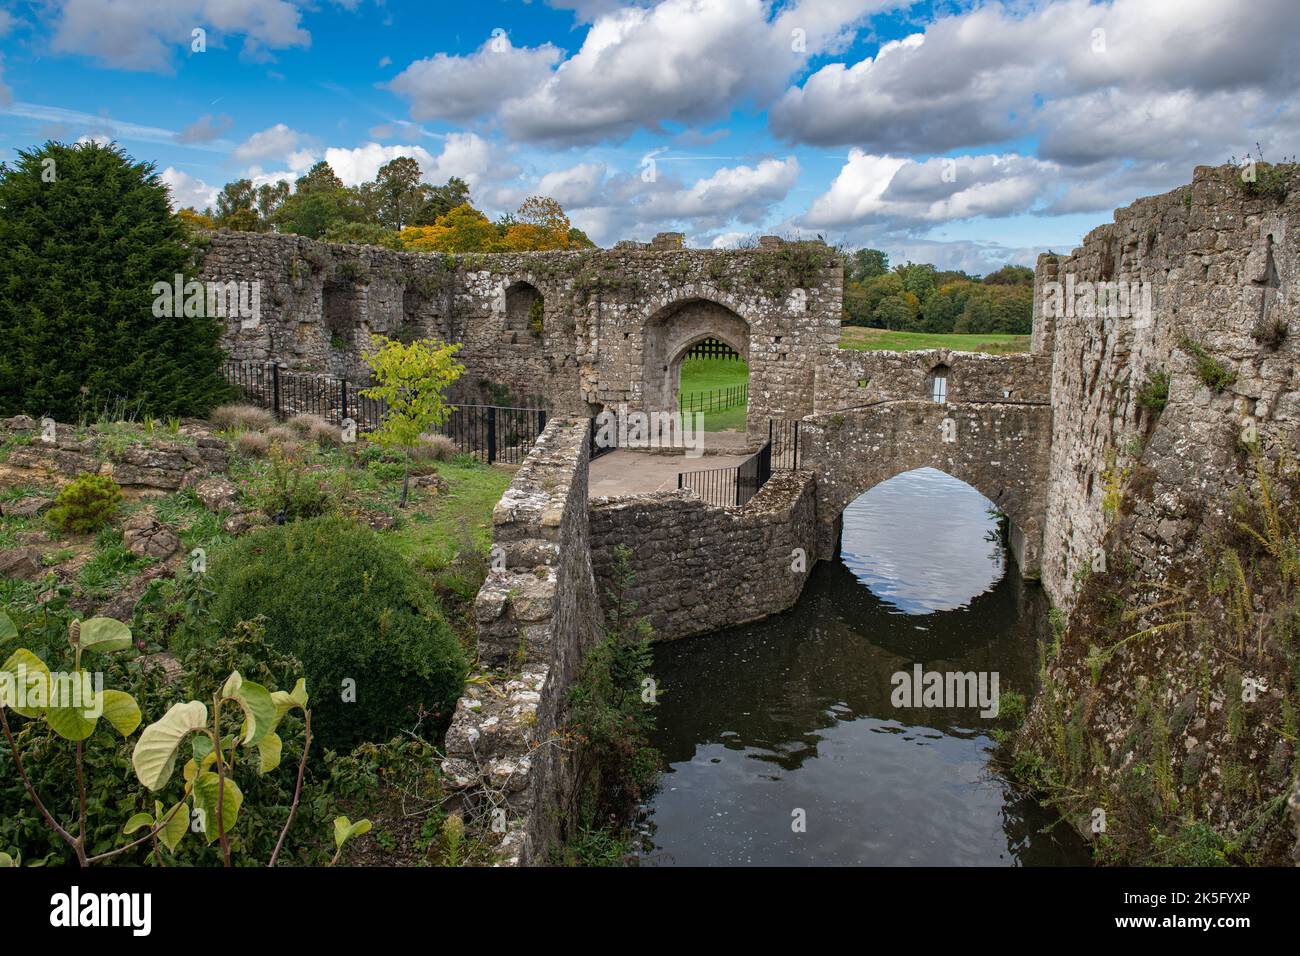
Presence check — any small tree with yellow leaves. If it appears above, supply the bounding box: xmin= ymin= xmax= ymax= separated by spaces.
xmin=361 ymin=336 xmax=465 ymax=507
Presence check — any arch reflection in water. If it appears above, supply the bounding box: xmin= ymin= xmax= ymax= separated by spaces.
xmin=639 ymin=468 xmax=1090 ymax=866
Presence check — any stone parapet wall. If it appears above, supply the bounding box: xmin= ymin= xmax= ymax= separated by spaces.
xmin=814 ymin=347 xmax=1051 ymax=412
xmin=588 ymin=470 xmax=818 ymax=641
xmin=442 ymin=417 xmax=603 ymax=864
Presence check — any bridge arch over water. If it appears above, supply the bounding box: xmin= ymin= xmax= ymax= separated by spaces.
xmin=800 ymin=399 xmax=1052 ymax=578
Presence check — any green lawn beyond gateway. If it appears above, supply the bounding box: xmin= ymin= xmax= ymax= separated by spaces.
xmin=678 ymin=356 xmax=749 ymax=432
xmin=839 ymin=327 xmax=1031 ymax=354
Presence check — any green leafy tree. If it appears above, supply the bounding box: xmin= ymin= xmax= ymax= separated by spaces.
xmin=255 ymin=181 xmax=290 ymax=224
xmin=370 ymin=156 xmax=427 ymax=231
xmin=362 ymin=336 xmax=465 ymax=506
xmin=272 ymin=161 xmax=361 ymax=239
xmin=847 ymin=247 xmax=889 ymax=283
xmin=413 ymin=176 xmax=472 ymax=226
xmin=0 ymin=141 xmax=229 ymax=420
xmin=982 ymin=264 xmax=1035 ymax=286
xmin=215 ymin=178 xmax=257 ymax=228
xmin=895 ymin=262 xmax=937 ymax=303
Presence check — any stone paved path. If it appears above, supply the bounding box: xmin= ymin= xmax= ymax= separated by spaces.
xmin=588 ymin=448 xmax=753 ymax=497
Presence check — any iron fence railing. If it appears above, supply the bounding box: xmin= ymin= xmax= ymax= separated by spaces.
xmin=678 ymin=382 xmax=748 ymax=415
xmin=677 ymin=440 xmax=773 ymax=508
xmin=769 ymin=419 xmax=801 ymax=470
xmin=222 ymin=361 xmax=546 ymax=464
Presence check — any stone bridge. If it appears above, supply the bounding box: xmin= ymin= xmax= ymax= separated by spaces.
xmin=201 ymin=230 xmax=1056 ymax=579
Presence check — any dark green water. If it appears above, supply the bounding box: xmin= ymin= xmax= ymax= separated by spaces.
xmin=639 ymin=468 xmax=1091 ymax=866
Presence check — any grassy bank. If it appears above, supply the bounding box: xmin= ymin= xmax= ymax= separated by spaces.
xmin=839 ymin=327 xmax=1031 ymax=354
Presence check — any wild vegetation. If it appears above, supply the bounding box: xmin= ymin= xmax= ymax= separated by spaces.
xmin=1008 ymin=449 xmax=1299 ymax=865
xmin=0 ymin=384 xmax=518 ymax=865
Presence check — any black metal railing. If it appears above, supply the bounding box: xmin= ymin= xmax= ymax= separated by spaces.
xmin=678 ymin=382 xmax=748 ymax=415
xmin=677 ymin=440 xmax=773 ymax=508
xmin=588 ymin=414 xmax=616 ymax=461
xmin=222 ymin=360 xmax=546 ymax=464
xmin=769 ymin=419 xmax=801 ymax=470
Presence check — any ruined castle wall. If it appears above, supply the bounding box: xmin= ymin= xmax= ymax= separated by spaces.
xmin=1022 ymin=166 xmax=1300 ymax=860
xmin=199 ymin=233 xmax=841 ymax=424
xmin=442 ymin=418 xmax=604 ymax=864
xmin=1038 ymin=165 xmax=1300 ymax=611
xmin=588 ymin=471 xmax=818 ymax=641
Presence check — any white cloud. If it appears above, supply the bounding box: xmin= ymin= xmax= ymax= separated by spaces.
xmin=535 ymin=163 xmax=609 ymax=208
xmin=47 ymin=0 xmax=311 ymax=73
xmin=388 ymin=35 xmax=563 ymax=123
xmin=161 ymin=166 xmax=218 ymax=210
xmin=315 ymin=133 xmax=501 ymax=190
xmin=641 ymin=157 xmax=799 ymax=222
xmin=390 ymin=0 xmax=885 ymax=144
xmin=0 ymin=58 xmax=10 ymax=108
xmin=772 ymin=0 xmax=1300 ymax=165
xmin=233 ymin=124 xmax=309 ymax=163
xmin=497 ymin=154 xmax=799 ymax=245
xmin=804 ymin=150 xmax=1058 ymax=229
xmin=322 ymin=143 xmax=437 ymax=187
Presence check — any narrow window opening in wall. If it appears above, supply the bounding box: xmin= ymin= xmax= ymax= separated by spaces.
xmin=774 ymin=335 xmax=783 ymax=344
xmin=323 ymin=279 xmax=363 ymax=347
xmin=504 ymin=281 xmax=544 ymax=341
xmin=930 ymin=365 xmax=949 ymax=404
xmin=857 ymin=378 xmax=870 ymax=388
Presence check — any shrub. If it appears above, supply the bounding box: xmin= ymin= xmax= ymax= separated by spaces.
xmin=235 ymin=430 xmax=271 ymax=457
xmin=248 ymin=448 xmax=338 ymax=520
xmin=179 ymin=516 xmax=465 ymax=751
xmin=288 ymin=413 xmax=342 ymax=448
xmin=46 ymin=473 xmax=123 ymax=533
xmin=415 ymin=434 xmax=457 ymax=463
xmin=211 ymin=403 xmax=274 ymax=432
xmin=265 ymin=424 xmax=297 ymax=445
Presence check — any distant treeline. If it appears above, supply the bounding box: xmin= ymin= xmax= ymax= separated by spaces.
xmin=842 ymin=248 xmax=1034 ymax=335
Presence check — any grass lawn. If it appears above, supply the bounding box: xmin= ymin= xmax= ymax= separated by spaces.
xmin=385 ymin=459 xmax=515 ymax=574
xmin=839 ymin=327 xmax=1030 ymax=354
xmin=678 ymin=355 xmax=749 ymax=432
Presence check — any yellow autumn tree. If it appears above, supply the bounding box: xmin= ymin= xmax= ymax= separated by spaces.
xmin=399 ymin=204 xmax=497 ymax=253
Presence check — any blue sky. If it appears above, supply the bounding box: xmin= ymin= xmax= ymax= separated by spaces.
xmin=2 ymin=0 xmax=1297 ymax=272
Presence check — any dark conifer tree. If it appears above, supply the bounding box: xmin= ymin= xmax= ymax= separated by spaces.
xmin=0 ymin=141 xmax=229 ymax=420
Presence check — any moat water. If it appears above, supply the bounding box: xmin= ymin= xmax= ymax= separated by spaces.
xmin=639 ymin=467 xmax=1092 ymax=866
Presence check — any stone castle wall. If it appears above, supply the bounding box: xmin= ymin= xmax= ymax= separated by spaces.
xmin=442 ymin=417 xmax=604 ymax=864
xmin=1022 ymin=164 xmax=1300 ymax=861
xmin=1035 ymin=164 xmax=1299 ymax=610
xmin=588 ymin=471 xmax=818 ymax=641
xmin=199 ymin=233 xmax=842 ymax=423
